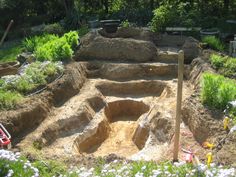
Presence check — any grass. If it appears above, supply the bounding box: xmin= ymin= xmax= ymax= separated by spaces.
xmin=202 ymin=36 xmax=225 ymax=52
xmin=201 ymin=72 xmax=236 ymax=110
xmin=210 ymin=54 xmax=236 ymax=78
xmin=0 ymin=40 xmax=23 ymax=63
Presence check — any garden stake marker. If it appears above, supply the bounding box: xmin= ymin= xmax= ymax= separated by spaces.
xmin=206 ymin=152 xmax=213 ymax=167
xmin=0 ymin=123 xmax=11 ymax=149
xmin=223 ymin=117 xmax=230 ymax=130
xmin=173 ymin=50 xmax=184 ymax=162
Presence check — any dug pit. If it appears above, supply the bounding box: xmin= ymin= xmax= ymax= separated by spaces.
xmin=74 ymin=100 xmax=149 ymax=157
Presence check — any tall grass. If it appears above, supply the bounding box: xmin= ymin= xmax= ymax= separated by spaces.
xmin=201 ymin=72 xmax=236 ymax=109
xmin=202 ymin=36 xmax=225 ymax=51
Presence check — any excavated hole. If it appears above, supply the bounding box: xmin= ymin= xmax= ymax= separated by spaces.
xmin=75 ymin=100 xmax=150 ymax=157
xmin=96 ymin=80 xmax=167 ymax=97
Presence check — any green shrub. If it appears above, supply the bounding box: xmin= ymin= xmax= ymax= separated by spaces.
xmin=63 ymin=31 xmax=79 ymax=50
xmin=0 ymin=89 xmax=23 ymax=110
xmin=35 ymin=38 xmax=73 ymax=61
xmin=223 ymin=58 xmax=236 ymax=78
xmin=43 ymin=23 xmax=64 ymax=35
xmin=78 ymin=26 xmax=89 ymax=37
xmin=202 ymin=36 xmax=225 ymax=51
xmin=151 ymin=5 xmax=172 ymax=32
xmin=209 ymin=54 xmax=236 ymax=78
xmin=201 ymin=73 xmax=236 ymax=109
xmin=210 ymin=54 xmax=226 ymax=69
xmin=23 ymin=34 xmax=59 ymax=52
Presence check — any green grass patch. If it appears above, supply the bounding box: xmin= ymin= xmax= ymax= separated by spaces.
xmin=0 ymin=40 xmax=23 ymax=63
xmin=201 ymin=72 xmax=236 ymax=110
xmin=210 ymin=54 xmax=236 ymax=78
xmin=202 ymin=36 xmax=225 ymax=51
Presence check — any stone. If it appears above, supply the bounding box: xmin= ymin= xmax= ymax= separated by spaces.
xmin=182 ymin=37 xmax=201 ymax=64
xmin=75 ymin=32 xmax=158 ymax=62
xmin=17 ymin=52 xmax=35 ymax=64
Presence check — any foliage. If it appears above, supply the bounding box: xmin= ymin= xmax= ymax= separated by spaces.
xmin=0 ymin=40 xmax=22 ymax=63
xmin=43 ymin=23 xmax=64 ymax=35
xmin=23 ymin=34 xmax=59 ymax=53
xmin=35 ymin=38 xmax=73 ymax=61
xmin=0 ymin=89 xmax=23 ymax=110
xmin=1 ymin=61 xmax=63 ymax=95
xmin=201 ymin=73 xmax=236 ymax=110
xmin=151 ymin=5 xmax=172 ymax=32
xmin=202 ymin=36 xmax=225 ymax=51
xmin=24 ymin=31 xmax=78 ymax=61
xmin=77 ymin=25 xmax=89 ymax=37
xmin=210 ymin=54 xmax=236 ymax=78
xmin=210 ymin=54 xmax=226 ymax=69
xmin=121 ymin=20 xmax=136 ymax=28
xmin=63 ymin=31 xmax=79 ymax=50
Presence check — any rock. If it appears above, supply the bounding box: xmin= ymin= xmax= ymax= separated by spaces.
xmin=182 ymin=37 xmax=201 ymax=64
xmin=75 ymin=32 xmax=158 ymax=62
xmin=17 ymin=52 xmax=35 ymax=64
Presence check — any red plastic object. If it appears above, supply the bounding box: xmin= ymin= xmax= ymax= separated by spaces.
xmin=0 ymin=128 xmax=11 ymax=147
xmin=185 ymin=153 xmax=194 ymax=163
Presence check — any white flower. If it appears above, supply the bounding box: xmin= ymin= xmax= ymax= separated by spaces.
xmin=229 ymin=100 xmax=236 ymax=108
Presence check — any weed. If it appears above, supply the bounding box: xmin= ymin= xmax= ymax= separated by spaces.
xmin=210 ymin=54 xmax=226 ymax=69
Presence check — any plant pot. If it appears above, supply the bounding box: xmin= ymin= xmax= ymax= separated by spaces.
xmin=100 ymin=20 xmax=120 ymax=33
xmin=200 ymin=28 xmax=220 ymax=39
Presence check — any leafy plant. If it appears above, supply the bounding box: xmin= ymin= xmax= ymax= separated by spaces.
xmin=151 ymin=5 xmax=172 ymax=32
xmin=63 ymin=31 xmax=79 ymax=50
xmin=201 ymin=73 xmax=236 ymax=109
xmin=210 ymin=54 xmax=226 ymax=69
xmin=23 ymin=34 xmax=59 ymax=53
xmin=43 ymin=23 xmax=64 ymax=35
xmin=202 ymin=36 xmax=225 ymax=51
xmin=78 ymin=25 xmax=89 ymax=37
xmin=0 ymin=89 xmax=23 ymax=110
xmin=209 ymin=54 xmax=236 ymax=78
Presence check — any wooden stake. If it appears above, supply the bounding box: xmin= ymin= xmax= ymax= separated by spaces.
xmin=0 ymin=20 xmax=14 ymax=46
xmin=173 ymin=50 xmax=184 ymax=162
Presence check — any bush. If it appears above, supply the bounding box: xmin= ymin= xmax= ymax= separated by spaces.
xmin=43 ymin=23 xmax=64 ymax=35
xmin=151 ymin=5 xmax=172 ymax=32
xmin=23 ymin=34 xmax=59 ymax=52
xmin=202 ymin=36 xmax=225 ymax=51
xmin=35 ymin=37 xmax=73 ymax=61
xmin=210 ymin=54 xmax=226 ymax=69
xmin=209 ymin=54 xmax=236 ymax=78
xmin=63 ymin=31 xmax=79 ymax=50
xmin=201 ymin=73 xmax=236 ymax=109
xmin=78 ymin=25 xmax=89 ymax=37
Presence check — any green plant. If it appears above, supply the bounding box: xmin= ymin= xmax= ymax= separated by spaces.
xmin=78 ymin=25 xmax=89 ymax=37
xmin=43 ymin=23 xmax=64 ymax=35
xmin=35 ymin=38 xmax=73 ymax=61
xmin=151 ymin=5 xmax=172 ymax=32
xmin=23 ymin=34 xmax=59 ymax=53
xmin=202 ymin=36 xmax=225 ymax=51
xmin=0 ymin=89 xmax=23 ymax=110
xmin=210 ymin=54 xmax=226 ymax=69
xmin=201 ymin=73 xmax=236 ymax=109
xmin=0 ymin=40 xmax=23 ymax=63
xmin=63 ymin=31 xmax=79 ymax=50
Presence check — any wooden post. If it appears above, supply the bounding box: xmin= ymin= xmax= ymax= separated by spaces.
xmin=0 ymin=20 xmax=14 ymax=46
xmin=173 ymin=50 xmax=184 ymax=162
